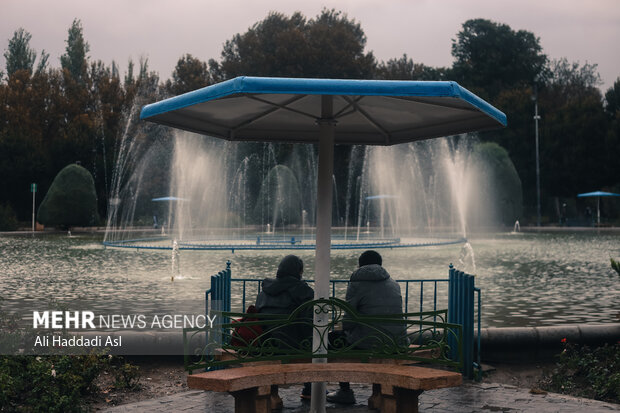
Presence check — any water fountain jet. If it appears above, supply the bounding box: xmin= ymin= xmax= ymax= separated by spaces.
xmin=104 ymin=132 xmax=505 ymax=251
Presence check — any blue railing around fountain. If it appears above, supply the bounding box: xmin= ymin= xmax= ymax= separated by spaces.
xmin=205 ymin=261 xmax=481 ymax=379
xmin=103 ymin=235 xmax=467 ymax=251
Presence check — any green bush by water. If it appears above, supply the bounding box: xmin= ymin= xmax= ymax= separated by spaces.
xmin=471 ymin=142 xmax=523 ymax=226
xmin=0 ymin=203 xmax=18 ymax=231
xmin=0 ymin=354 xmax=142 ymax=412
xmin=37 ymin=164 xmax=99 ymax=229
xmin=254 ymin=164 xmax=303 ymax=225
xmin=0 ymin=354 xmax=106 ymax=412
xmin=542 ymin=342 xmax=620 ymax=403
xmin=0 ymin=300 xmax=140 ymax=412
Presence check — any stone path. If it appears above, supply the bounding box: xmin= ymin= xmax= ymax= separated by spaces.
xmin=103 ymin=382 xmax=619 ymax=412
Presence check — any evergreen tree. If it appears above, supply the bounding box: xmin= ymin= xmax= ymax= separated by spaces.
xmin=4 ymin=28 xmax=35 ymax=77
xmin=604 ymin=77 xmax=620 ymax=118
xmin=60 ymin=19 xmax=90 ymax=83
xmin=4 ymin=28 xmax=48 ymax=78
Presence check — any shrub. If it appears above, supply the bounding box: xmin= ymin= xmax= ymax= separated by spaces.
xmin=254 ymin=165 xmax=303 ymax=225
xmin=0 ymin=353 xmax=145 ymax=412
xmin=0 ymin=301 xmax=142 ymax=411
xmin=37 ymin=164 xmax=99 ymax=228
xmin=471 ymin=142 xmax=523 ymax=226
xmin=611 ymin=257 xmax=620 ymax=276
xmin=110 ymin=357 xmax=141 ymax=390
xmin=0 ymin=354 xmax=108 ymax=412
xmin=541 ymin=341 xmax=620 ymax=403
xmin=0 ymin=203 xmax=18 ymax=231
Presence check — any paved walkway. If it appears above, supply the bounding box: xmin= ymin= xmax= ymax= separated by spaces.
xmin=103 ymin=382 xmax=618 ymax=412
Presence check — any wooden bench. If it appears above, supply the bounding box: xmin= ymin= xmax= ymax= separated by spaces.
xmin=188 ymin=362 xmax=462 ymax=413
xmin=184 ymin=298 xmax=464 ymax=412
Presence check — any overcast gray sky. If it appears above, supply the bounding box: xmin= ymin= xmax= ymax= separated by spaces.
xmin=2 ymin=0 xmax=619 ymax=92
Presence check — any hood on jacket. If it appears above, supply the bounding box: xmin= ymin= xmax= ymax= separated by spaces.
xmin=276 ymin=255 xmax=303 ymax=279
xmin=350 ymin=264 xmax=390 ymax=282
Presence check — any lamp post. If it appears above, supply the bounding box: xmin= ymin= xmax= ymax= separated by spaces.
xmin=31 ymin=183 xmax=37 ymax=232
xmin=532 ymin=88 xmax=541 ymax=227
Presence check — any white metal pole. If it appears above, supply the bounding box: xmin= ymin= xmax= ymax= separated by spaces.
xmin=32 ymin=184 xmax=36 ymax=232
xmin=310 ymin=95 xmax=335 ymax=413
xmin=534 ymin=95 xmax=541 ymax=227
xmin=597 ymin=197 xmax=600 ymax=226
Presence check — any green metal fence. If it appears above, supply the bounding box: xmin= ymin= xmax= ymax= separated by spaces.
xmin=205 ymin=261 xmax=480 ymax=378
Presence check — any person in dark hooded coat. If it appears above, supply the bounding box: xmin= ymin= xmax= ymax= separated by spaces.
xmin=255 ymin=254 xmax=315 ymax=346
xmin=256 ymin=255 xmax=314 ymax=316
xmin=255 ymin=254 xmax=315 ymax=401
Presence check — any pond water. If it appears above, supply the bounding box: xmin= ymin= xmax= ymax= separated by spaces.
xmin=0 ymin=230 xmax=618 ymax=327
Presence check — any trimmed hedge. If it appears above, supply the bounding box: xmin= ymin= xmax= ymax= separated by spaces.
xmin=37 ymin=164 xmax=99 ymax=228
xmin=0 ymin=203 xmax=18 ymax=231
xmin=254 ymin=164 xmax=303 ymax=225
xmin=472 ymin=142 xmax=523 ymax=226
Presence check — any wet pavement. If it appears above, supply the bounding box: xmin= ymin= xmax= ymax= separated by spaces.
xmin=103 ymin=382 xmax=619 ymax=412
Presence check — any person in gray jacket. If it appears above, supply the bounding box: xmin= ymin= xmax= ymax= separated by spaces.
xmin=327 ymin=250 xmax=405 ymax=405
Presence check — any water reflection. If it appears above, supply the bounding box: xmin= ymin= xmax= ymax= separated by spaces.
xmin=0 ymin=231 xmax=618 ymax=327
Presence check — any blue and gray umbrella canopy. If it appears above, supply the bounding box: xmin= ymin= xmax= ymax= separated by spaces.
xmin=577 ymin=191 xmax=620 ymax=225
xmin=141 ymin=76 xmax=506 ymax=144
xmin=141 ymin=76 xmax=505 ymax=411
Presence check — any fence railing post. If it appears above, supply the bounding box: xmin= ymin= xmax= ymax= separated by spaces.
xmin=464 ymin=272 xmax=474 ymax=378
xmin=448 ymin=263 xmax=475 ymax=378
xmin=224 ymin=260 xmax=231 ymax=315
xmin=447 ymin=264 xmax=457 ymax=362
xmin=204 ymin=262 xmax=233 ymax=370
xmin=210 ymin=274 xmax=218 ymax=311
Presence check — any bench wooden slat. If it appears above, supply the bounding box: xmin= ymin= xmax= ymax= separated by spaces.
xmin=187 ymin=362 xmax=461 ymax=393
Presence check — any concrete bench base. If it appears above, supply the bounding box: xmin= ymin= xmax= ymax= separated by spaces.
xmin=188 ymin=362 xmax=462 ymax=413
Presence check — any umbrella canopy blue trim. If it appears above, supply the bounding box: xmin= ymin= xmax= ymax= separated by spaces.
xmin=577 ymin=191 xmax=620 ymax=197
xmin=141 ymin=76 xmax=506 ymax=127
xmin=365 ymin=195 xmax=400 ymax=200
xmin=151 ymin=196 xmax=188 ymax=202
